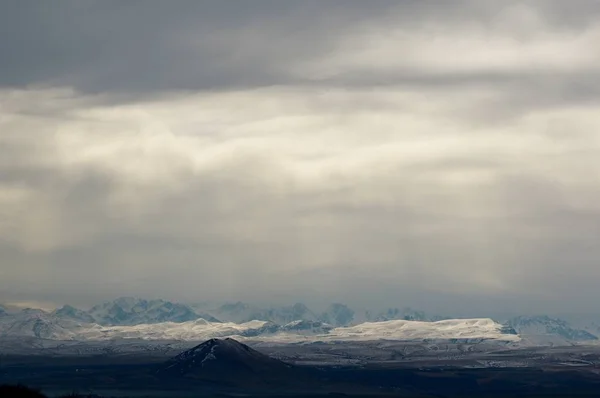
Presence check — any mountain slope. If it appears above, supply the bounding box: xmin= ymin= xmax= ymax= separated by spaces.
xmin=159 ymin=338 xmax=294 ymax=386
xmin=73 ymin=319 xmax=273 ymax=340
xmin=508 ymin=315 xmax=597 ymax=343
xmin=0 ymin=310 xmax=83 ymax=340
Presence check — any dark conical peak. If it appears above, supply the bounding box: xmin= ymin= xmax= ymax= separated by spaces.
xmin=161 ymin=337 xmax=289 ymax=378
xmin=195 ymin=338 xmax=252 ymax=357
xmin=206 ymin=337 xmax=227 ymax=345
xmin=195 ymin=337 xmax=245 ymax=348
xmin=169 ymin=337 xmax=251 ymax=364
xmin=196 ymin=337 xmax=230 ymax=351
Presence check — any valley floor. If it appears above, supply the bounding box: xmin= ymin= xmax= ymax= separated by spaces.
xmin=3 ymin=340 xmax=600 ymax=397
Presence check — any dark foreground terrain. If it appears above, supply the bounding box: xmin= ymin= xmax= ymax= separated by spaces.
xmin=3 ymin=358 xmax=600 ymax=397
xmin=2 ymin=339 xmax=600 ymax=397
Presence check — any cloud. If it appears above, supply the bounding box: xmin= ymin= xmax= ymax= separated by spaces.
xmin=0 ymin=1 xmax=398 ymax=94
xmin=2 ymin=82 xmax=600 ymax=313
xmin=2 ymin=1 xmax=598 ymax=99
xmin=0 ymin=1 xmax=599 ymax=315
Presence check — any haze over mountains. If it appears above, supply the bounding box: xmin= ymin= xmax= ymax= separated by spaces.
xmin=0 ymin=297 xmax=599 ymax=346
xmin=1 ymin=297 xmax=438 ymax=327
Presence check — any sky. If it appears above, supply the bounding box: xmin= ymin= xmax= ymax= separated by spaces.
xmin=1 ymin=1 xmax=600 ymax=316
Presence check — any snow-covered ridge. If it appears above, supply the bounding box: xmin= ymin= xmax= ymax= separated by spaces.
xmin=330 ymin=318 xmax=519 ymax=342
xmin=76 ymin=319 xmax=271 ymax=341
xmin=85 ymin=317 xmax=519 ymax=342
xmin=0 ymin=311 xmax=519 ymax=343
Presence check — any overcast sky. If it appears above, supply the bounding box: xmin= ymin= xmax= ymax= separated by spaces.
xmin=1 ymin=1 xmax=600 ymax=315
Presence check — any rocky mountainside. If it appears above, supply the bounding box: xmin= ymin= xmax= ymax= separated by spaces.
xmin=158 ymin=338 xmax=295 ymax=386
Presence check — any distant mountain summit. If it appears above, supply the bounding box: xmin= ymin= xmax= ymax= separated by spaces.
xmin=508 ymin=315 xmax=598 ymax=343
xmin=0 ymin=310 xmax=79 ymax=340
xmin=159 ymin=338 xmax=294 ymax=385
xmin=88 ymin=297 xmax=219 ymax=325
xmin=53 ymin=305 xmax=95 ymax=323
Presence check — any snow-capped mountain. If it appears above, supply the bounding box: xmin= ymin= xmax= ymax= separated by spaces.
xmin=53 ymin=305 xmax=96 ymax=323
xmin=71 ymin=319 xmax=269 ymax=341
xmin=554 ymin=315 xmax=600 ymax=340
xmin=507 ymin=315 xmax=597 ymax=344
xmin=1 ymin=316 xmax=519 ymax=342
xmin=329 ymin=318 xmax=519 ymax=342
xmin=575 ymin=321 xmax=600 ymax=339
xmin=88 ymin=297 xmax=219 ymax=325
xmin=0 ymin=310 xmax=83 ymax=340
xmin=0 ymin=305 xmax=521 ymax=343
xmin=5 ymin=297 xmax=600 ymax=346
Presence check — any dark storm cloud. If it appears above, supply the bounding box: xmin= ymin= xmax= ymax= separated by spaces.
xmin=0 ymin=0 xmax=397 ymax=93
xmin=1 ymin=0 xmax=598 ymax=98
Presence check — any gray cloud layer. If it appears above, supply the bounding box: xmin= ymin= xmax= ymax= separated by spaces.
xmin=1 ymin=1 xmax=600 ymax=315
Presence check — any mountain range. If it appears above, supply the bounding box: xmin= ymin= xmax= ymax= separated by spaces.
xmin=1 ymin=297 xmax=450 ymax=327
xmin=84 ymin=297 xmax=220 ymax=325
xmin=1 ymin=297 xmax=600 ymax=345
